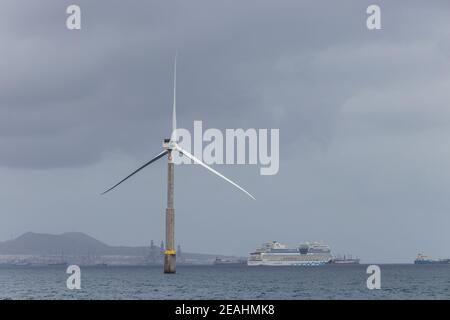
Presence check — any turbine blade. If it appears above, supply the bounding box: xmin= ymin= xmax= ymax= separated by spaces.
xmin=175 ymin=146 xmax=255 ymax=200
xmin=102 ymin=150 xmax=168 ymax=195
xmin=171 ymin=53 xmax=177 ymax=142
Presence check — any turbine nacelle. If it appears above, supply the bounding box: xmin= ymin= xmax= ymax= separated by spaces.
xmin=163 ymin=138 xmax=178 ymax=150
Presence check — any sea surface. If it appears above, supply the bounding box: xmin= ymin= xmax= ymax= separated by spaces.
xmin=0 ymin=264 xmax=449 ymax=300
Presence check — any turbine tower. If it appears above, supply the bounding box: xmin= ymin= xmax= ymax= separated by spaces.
xmin=102 ymin=56 xmax=255 ymax=274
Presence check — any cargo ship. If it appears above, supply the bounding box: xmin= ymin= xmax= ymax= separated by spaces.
xmin=331 ymin=254 xmax=360 ymax=265
xmin=0 ymin=261 xmax=32 ymax=268
xmin=248 ymin=241 xmax=332 ymax=266
xmin=47 ymin=262 xmax=68 ymax=267
xmin=414 ymin=253 xmax=450 ymax=265
xmin=213 ymin=258 xmax=247 ymax=266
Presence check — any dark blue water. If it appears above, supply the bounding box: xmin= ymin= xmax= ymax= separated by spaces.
xmin=0 ymin=264 xmax=449 ymax=299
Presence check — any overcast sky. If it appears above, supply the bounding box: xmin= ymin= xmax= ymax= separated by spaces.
xmin=1 ymin=0 xmax=450 ymax=263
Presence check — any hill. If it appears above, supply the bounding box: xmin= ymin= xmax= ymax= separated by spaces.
xmin=0 ymin=232 xmax=157 ymax=256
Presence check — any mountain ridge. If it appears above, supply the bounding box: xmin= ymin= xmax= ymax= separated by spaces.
xmin=1 ymin=232 xmax=163 ymax=256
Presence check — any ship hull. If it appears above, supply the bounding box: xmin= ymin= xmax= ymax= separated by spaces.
xmin=414 ymin=260 xmax=450 ymax=265
xmin=247 ymin=260 xmax=329 ymax=267
xmin=331 ymin=259 xmax=360 ymax=265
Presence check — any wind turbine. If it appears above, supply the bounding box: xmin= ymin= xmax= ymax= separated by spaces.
xmin=102 ymin=56 xmax=255 ymax=274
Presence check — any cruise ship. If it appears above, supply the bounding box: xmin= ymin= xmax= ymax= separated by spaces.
xmin=248 ymin=241 xmax=332 ymax=266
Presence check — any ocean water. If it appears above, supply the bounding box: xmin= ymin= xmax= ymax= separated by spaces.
xmin=0 ymin=264 xmax=449 ymax=300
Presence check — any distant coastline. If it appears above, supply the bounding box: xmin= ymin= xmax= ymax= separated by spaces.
xmin=0 ymin=232 xmax=244 ymax=267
